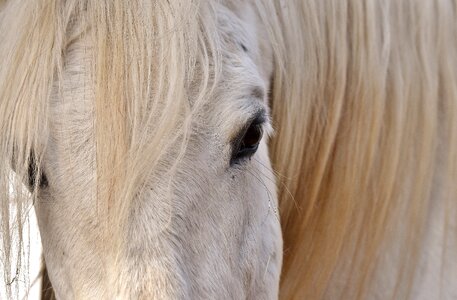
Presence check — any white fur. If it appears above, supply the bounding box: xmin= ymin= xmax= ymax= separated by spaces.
xmin=34 ymin=2 xmax=282 ymax=299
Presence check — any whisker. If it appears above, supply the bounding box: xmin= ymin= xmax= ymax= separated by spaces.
xmin=263 ymin=254 xmax=271 ymax=280
xmin=253 ymin=157 xmax=298 ymax=211
xmin=246 ymin=168 xmax=279 ymax=222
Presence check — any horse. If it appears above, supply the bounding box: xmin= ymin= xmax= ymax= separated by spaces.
xmin=1 ymin=0 xmax=457 ymax=299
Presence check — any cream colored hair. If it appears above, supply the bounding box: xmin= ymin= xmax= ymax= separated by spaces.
xmin=1 ymin=0 xmax=457 ymax=299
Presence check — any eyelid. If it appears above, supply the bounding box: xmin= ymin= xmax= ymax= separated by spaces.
xmin=252 ymin=110 xmax=267 ymax=125
xmin=234 ymin=109 xmax=267 ymax=141
xmin=252 ymin=109 xmax=273 ymax=138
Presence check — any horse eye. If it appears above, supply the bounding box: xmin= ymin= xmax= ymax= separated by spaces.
xmin=231 ymin=121 xmax=264 ymax=165
xmin=27 ymin=153 xmax=48 ymax=190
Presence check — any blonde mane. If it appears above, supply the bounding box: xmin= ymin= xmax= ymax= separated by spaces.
xmin=264 ymin=1 xmax=457 ymax=298
xmin=1 ymin=0 xmax=457 ymax=299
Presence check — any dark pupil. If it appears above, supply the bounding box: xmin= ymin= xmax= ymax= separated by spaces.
xmin=242 ymin=124 xmax=262 ymax=148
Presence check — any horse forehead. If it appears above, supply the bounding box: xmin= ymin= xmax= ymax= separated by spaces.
xmin=47 ymin=3 xmax=269 ymax=141
xmin=220 ymin=1 xmax=273 ymax=84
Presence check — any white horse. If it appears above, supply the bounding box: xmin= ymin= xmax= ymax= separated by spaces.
xmin=1 ymin=0 xmax=457 ymax=299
